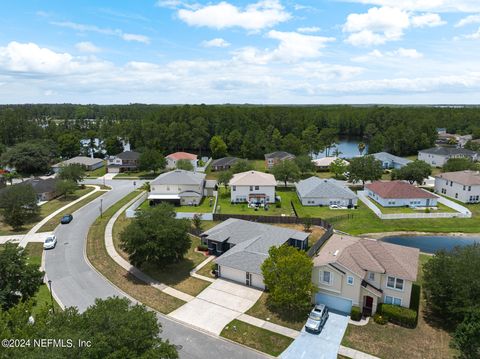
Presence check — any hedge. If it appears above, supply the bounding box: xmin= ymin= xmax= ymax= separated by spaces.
xmin=197 ymin=244 xmax=208 ymax=251
xmin=379 ymin=304 xmax=417 ymax=328
xmin=373 ymin=313 xmax=388 ymax=325
xmin=350 ymin=306 xmax=362 ymax=321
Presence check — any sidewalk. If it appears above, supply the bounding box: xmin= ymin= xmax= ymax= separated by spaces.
xmin=104 ymin=192 xmax=194 ymax=303
xmin=18 ymin=185 xmax=102 ymax=248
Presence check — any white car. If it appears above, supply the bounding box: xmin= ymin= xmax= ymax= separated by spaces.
xmin=329 ymin=204 xmax=340 ymax=209
xmin=43 ymin=235 xmax=57 ymax=250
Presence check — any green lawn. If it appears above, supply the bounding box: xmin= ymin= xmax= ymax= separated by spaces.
xmin=221 ymin=319 xmax=294 ymax=357
xmin=114 ymin=170 xmax=158 ymax=179
xmin=175 ymin=196 xmax=215 ymax=213
xmin=112 ymin=213 xmax=211 ymax=296
xmin=371 ymin=200 xmax=458 ymax=214
xmin=0 ymin=186 xmax=94 ymax=235
xmin=85 ymin=162 xmax=106 ymax=178
xmin=341 ymin=254 xmax=456 ymax=359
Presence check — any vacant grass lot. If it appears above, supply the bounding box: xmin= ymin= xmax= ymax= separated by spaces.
xmin=112 ymin=212 xmax=211 ymax=296
xmin=0 ymin=187 xmax=94 ymax=235
xmin=341 ymin=254 xmax=456 ymax=359
xmin=221 ymin=319 xmax=294 ymax=357
xmin=86 ymin=191 xmax=185 ymax=314
xmin=38 ymin=190 xmax=106 ymax=232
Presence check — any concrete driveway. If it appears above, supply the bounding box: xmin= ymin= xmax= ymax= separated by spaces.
xmin=281 ymin=312 xmax=349 ymax=359
xmin=168 ymin=279 xmax=262 ymax=335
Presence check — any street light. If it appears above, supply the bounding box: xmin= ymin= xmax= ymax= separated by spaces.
xmin=47 ymin=280 xmax=55 ymax=313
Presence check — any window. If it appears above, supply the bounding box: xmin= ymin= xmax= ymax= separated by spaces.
xmin=394 ymin=297 xmax=402 ymax=306
xmin=255 ymin=186 xmax=259 ymax=190
xmin=347 ymin=276 xmax=354 ymax=285
xmin=232 ymin=186 xmax=236 ymax=191
xmin=368 ymin=272 xmax=375 ymax=281
xmin=249 ymin=186 xmax=253 ymax=191
xmin=384 ymin=296 xmax=402 ymax=306
xmin=322 ymin=271 xmax=332 ymax=285
xmin=455 ymin=193 xmax=458 ymax=199
xmin=468 ymin=186 xmax=472 ymax=191
xmin=387 ymin=276 xmax=404 ymax=291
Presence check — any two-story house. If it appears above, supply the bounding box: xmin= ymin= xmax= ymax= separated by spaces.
xmin=148 ymin=170 xmax=207 ymax=206
xmin=166 ymin=152 xmax=198 ymax=170
xmin=229 ymin=170 xmax=276 ymax=204
xmin=264 ymin=151 xmax=295 ymax=169
xmin=313 ymin=233 xmax=419 ymax=315
xmin=107 ymin=150 xmax=140 ymax=173
xmin=435 ymin=170 xmax=480 ymax=203
xmin=418 ymin=147 xmax=478 ymax=167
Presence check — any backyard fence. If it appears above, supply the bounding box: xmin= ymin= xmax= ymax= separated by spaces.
xmin=307 ymin=227 xmax=334 ymax=257
xmin=212 ymin=213 xmax=343 ymax=228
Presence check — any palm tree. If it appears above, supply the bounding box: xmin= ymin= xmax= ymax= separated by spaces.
xmin=332 ymin=148 xmax=342 ymax=157
xmin=358 ymin=142 xmax=366 ymax=156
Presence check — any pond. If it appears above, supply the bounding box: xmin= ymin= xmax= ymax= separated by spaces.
xmin=313 ymin=139 xmax=368 ymax=159
xmin=380 ymin=235 xmax=480 ymax=254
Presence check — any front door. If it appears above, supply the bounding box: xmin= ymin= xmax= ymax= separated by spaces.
xmin=363 ymin=296 xmax=374 ymax=316
xmin=246 ymin=272 xmax=252 ymax=286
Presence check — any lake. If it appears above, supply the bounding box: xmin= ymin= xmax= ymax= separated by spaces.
xmin=313 ymin=139 xmax=368 ymax=159
xmin=380 ymin=235 xmax=480 ymax=254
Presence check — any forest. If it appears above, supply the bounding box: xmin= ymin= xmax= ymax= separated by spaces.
xmin=1 ymin=104 xmax=480 ymax=159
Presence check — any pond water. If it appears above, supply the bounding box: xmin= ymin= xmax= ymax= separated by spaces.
xmin=313 ymin=139 xmax=368 ymax=159
xmin=380 ymin=235 xmax=480 ymax=254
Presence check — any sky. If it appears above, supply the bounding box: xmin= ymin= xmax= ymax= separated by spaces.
xmin=1 ymin=0 xmax=480 ymax=104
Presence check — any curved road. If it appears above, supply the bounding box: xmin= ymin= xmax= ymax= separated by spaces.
xmin=45 ymin=179 xmax=266 ymax=359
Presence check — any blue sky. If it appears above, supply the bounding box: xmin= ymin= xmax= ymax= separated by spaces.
xmin=1 ymin=0 xmax=480 ymax=104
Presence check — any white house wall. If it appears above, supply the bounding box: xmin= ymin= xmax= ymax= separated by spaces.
xmin=231 ymin=185 xmax=275 ymax=203
xmin=434 ymin=178 xmax=480 ymax=203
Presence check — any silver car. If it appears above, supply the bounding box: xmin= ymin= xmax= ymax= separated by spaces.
xmin=305 ymin=304 xmax=329 ymax=334
xmin=43 ymin=235 xmax=57 ymax=250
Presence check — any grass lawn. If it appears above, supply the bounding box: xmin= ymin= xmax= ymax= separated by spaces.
xmin=246 ymin=293 xmax=308 ymax=331
xmin=372 ymin=201 xmax=458 ymax=214
xmin=175 ymin=196 xmax=215 ymax=213
xmin=221 ymin=319 xmax=294 ymax=357
xmin=38 ymin=189 xmax=106 ymax=232
xmin=251 ymin=159 xmax=267 ymax=172
xmin=86 ymin=190 xmax=185 ymax=314
xmin=114 ymin=170 xmax=157 ymax=179
xmin=341 ymin=254 xmax=456 ymax=359
xmin=85 ymin=163 xmax=106 ymax=178
xmin=112 ymin=213 xmax=211 ymax=296
xmin=0 ymin=187 xmax=94 ymax=235
xmin=24 ymin=242 xmax=62 ymax=315
xmin=195 ymin=260 xmax=216 ymax=278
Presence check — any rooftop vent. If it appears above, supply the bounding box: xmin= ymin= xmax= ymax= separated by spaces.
xmin=333 ymin=250 xmax=339 ymax=256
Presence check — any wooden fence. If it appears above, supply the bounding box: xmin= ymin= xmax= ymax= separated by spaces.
xmin=307 ymin=227 xmax=334 ymax=257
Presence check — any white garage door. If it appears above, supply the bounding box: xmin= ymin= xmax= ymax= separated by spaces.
xmin=315 ymin=293 xmax=352 ymax=314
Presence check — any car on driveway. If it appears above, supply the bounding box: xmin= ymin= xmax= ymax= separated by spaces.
xmin=60 ymin=214 xmax=73 ymax=224
xmin=305 ymin=304 xmax=329 ymax=334
xmin=44 ymin=235 xmax=57 ymax=250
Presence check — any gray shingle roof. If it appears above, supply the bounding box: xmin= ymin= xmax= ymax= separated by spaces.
xmin=115 ymin=150 xmax=140 ymax=160
xmin=264 ymin=151 xmax=295 ymax=160
xmin=52 ymin=156 xmax=104 ymax=168
xmin=211 ymin=157 xmax=239 ymax=167
xmin=371 ymin=152 xmax=411 ymax=166
xmin=150 ymin=170 xmax=205 ymax=186
xmin=419 ymin=147 xmax=477 ymax=156
xmin=202 ymin=218 xmax=309 ymax=274
xmin=295 ymin=177 xmax=357 ymax=200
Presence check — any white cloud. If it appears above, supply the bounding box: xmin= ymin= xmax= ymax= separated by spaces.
xmin=297 ymin=26 xmax=321 ymax=33
xmin=341 ymin=1 xmax=480 ymax=13
xmin=411 ymin=13 xmax=446 ymax=27
xmin=177 ymin=0 xmax=291 ymax=30
xmin=51 ymin=21 xmax=150 ymax=44
xmin=352 ymin=47 xmax=423 ymax=61
xmin=394 ymin=47 xmax=423 ymax=58
xmin=465 ymin=27 xmax=480 ymax=39
xmin=75 ymin=41 xmax=101 ymax=53
xmin=201 ymin=38 xmax=231 ymax=47
xmin=456 ymin=14 xmax=480 ymax=27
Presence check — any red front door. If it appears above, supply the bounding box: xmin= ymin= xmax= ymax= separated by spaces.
xmin=365 ymin=296 xmax=373 ymax=308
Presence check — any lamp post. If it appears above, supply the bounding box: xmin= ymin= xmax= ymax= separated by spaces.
xmin=100 ymin=198 xmax=103 ymax=218
xmin=47 ymin=280 xmax=55 ymax=313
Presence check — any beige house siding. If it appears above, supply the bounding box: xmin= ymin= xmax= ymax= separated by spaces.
xmin=380 ymin=274 xmax=413 ymax=308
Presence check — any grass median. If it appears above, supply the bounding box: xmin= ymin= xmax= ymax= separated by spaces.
xmin=86 ymin=190 xmax=185 ymax=314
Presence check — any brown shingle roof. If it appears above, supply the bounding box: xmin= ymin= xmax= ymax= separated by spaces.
xmin=436 ymin=170 xmax=480 ymax=186
xmin=314 ymin=234 xmax=419 ymax=281
xmin=365 ymin=181 xmax=436 ymax=199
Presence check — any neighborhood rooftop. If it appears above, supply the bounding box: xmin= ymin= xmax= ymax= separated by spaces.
xmin=371 ymin=152 xmax=412 ymax=166
xmin=202 ymin=218 xmax=309 ymax=275
xmin=229 ymin=170 xmax=276 ymax=186
xmin=296 ymin=177 xmax=357 ymax=199
xmin=264 ymin=151 xmax=294 ymax=159
xmin=366 ymin=181 xmax=437 ymax=199
xmin=114 ymin=150 xmax=140 ymax=160
xmin=166 ymin=151 xmax=197 ymax=160
xmin=211 ymin=157 xmax=238 ymax=167
xmin=419 ymin=147 xmax=478 ymax=156
xmin=150 ymin=169 xmax=205 ymax=186
xmin=52 ymin=156 xmax=103 ymax=167
xmin=436 ymin=170 xmax=480 ymax=186
xmin=314 ymin=234 xmax=419 ymax=282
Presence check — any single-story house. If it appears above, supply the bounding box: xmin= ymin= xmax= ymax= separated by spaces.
xmin=312 ymin=156 xmax=349 ymax=171
xmin=435 ymin=170 xmax=480 ymax=203
xmin=295 ymin=177 xmax=358 ymax=207
xmin=0 ymin=177 xmax=60 ymax=202
xmin=264 ymin=151 xmax=295 ymax=169
xmin=52 ymin=156 xmax=104 ymax=173
xmin=365 ymin=181 xmax=438 ymax=208
xmin=418 ymin=147 xmax=478 ymax=167
xmin=166 ymin=152 xmax=198 ymax=170
xmin=201 ymin=218 xmax=309 ymax=289
xmin=148 ymin=170 xmax=212 ymax=206
xmin=229 ymin=170 xmax=276 ymax=204
xmin=313 ymin=233 xmax=419 ymax=315
xmin=107 ymin=150 xmax=141 ymax=173
xmin=210 ymin=157 xmax=239 ymax=171
xmin=371 ymin=152 xmax=412 ymax=170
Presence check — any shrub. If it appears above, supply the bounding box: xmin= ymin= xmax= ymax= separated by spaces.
xmin=373 ymin=313 xmax=388 ymax=325
xmin=350 ymin=306 xmax=362 ymax=321
xmin=379 ymin=304 xmax=417 ymax=328
xmin=197 ymin=244 xmax=208 ymax=252
xmin=276 ymin=201 xmax=282 ymax=208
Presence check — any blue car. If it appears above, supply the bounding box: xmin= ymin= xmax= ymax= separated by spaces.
xmin=60 ymin=214 xmax=73 ymax=224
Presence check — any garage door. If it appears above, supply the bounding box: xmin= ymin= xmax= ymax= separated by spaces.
xmin=315 ymin=293 xmax=352 ymax=314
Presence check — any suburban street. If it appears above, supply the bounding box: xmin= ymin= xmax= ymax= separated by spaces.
xmin=44 ymin=178 xmax=266 ymax=359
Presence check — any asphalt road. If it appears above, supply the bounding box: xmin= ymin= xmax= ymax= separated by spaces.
xmin=44 ymin=179 xmax=266 ymax=359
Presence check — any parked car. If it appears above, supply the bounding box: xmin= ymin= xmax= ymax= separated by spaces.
xmin=305 ymin=304 xmax=329 ymax=334
xmin=44 ymin=235 xmax=57 ymax=250
xmin=329 ymin=204 xmax=340 ymax=209
xmin=60 ymin=214 xmax=73 ymax=224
